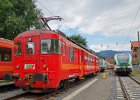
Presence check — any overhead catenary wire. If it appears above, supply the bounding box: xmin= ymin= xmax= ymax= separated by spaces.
xmin=36 ymin=0 xmax=119 ymax=49
xmin=127 ymin=5 xmax=140 ymax=43
xmin=35 ymin=0 xmax=55 ymax=16
xmin=129 ymin=5 xmax=140 ymax=33
xmin=35 ymin=0 xmax=78 ymax=35
xmin=110 ymin=5 xmax=140 ymax=47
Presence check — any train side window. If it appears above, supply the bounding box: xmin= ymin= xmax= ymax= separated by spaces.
xmin=26 ymin=42 xmax=35 ymax=55
xmin=80 ymin=52 xmax=83 ymax=62
xmin=61 ymin=41 xmax=66 ymax=55
xmin=80 ymin=53 xmax=82 ymax=62
xmin=14 ymin=41 xmax=22 ymax=56
xmin=70 ymin=47 xmax=74 ymax=61
xmin=0 ymin=47 xmax=12 ymax=62
xmin=85 ymin=55 xmax=87 ymax=61
xmin=0 ymin=54 xmax=1 ymax=61
xmin=92 ymin=58 xmax=94 ymax=63
xmin=96 ymin=60 xmax=98 ymax=63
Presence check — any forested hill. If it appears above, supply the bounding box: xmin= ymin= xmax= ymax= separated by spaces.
xmin=96 ymin=50 xmax=132 ymax=58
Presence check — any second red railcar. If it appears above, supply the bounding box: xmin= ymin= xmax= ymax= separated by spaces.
xmin=0 ymin=38 xmax=14 ymax=79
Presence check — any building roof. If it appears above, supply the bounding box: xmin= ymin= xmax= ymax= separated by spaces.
xmin=131 ymin=41 xmax=140 ymax=49
xmin=105 ymin=58 xmax=115 ymax=63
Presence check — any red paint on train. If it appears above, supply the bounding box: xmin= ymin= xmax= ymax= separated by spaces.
xmin=0 ymin=38 xmax=14 ymax=79
xmin=11 ymin=29 xmax=99 ymax=92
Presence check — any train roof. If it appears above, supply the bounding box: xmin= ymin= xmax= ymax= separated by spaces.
xmin=131 ymin=41 xmax=140 ymax=49
xmin=0 ymin=38 xmax=13 ymax=44
xmin=16 ymin=29 xmax=96 ymax=56
xmin=16 ymin=29 xmax=57 ymax=37
xmin=114 ymin=53 xmax=131 ymax=57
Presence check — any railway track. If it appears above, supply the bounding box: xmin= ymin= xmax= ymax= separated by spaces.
xmin=0 ymin=81 xmax=26 ymax=100
xmin=0 ymin=81 xmax=14 ymax=87
xmin=5 ymin=74 xmax=96 ymax=100
xmin=5 ymin=80 xmax=83 ymax=100
xmin=116 ymin=75 xmax=140 ymax=100
xmin=3 ymin=89 xmax=27 ymax=100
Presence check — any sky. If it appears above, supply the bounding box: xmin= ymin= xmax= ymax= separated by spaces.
xmin=36 ymin=0 xmax=140 ymax=52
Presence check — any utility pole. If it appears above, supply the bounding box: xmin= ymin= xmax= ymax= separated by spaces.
xmin=138 ymin=31 xmax=140 ymax=66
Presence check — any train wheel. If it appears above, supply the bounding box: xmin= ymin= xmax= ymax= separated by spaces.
xmin=58 ymin=81 xmax=64 ymax=89
xmin=63 ymin=80 xmax=69 ymax=90
xmin=75 ymin=77 xmax=80 ymax=82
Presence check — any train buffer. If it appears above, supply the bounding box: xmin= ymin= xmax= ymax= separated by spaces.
xmin=101 ymin=73 xmax=107 ymax=79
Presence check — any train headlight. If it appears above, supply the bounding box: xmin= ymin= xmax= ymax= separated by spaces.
xmin=16 ymin=64 xmax=20 ymax=69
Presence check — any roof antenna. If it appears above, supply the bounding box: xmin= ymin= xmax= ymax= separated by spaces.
xmin=40 ymin=16 xmax=63 ymax=30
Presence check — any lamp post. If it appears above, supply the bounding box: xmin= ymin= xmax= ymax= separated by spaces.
xmin=138 ymin=31 xmax=140 ymax=66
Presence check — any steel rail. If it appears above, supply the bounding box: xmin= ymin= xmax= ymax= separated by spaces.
xmin=4 ymin=92 xmax=27 ymax=100
xmin=118 ymin=76 xmax=130 ymax=100
xmin=129 ymin=75 xmax=140 ymax=85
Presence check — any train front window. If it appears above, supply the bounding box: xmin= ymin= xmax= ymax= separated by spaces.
xmin=118 ymin=54 xmax=129 ymax=64
xmin=26 ymin=42 xmax=35 ymax=55
xmin=0 ymin=47 xmax=12 ymax=62
xmin=41 ymin=39 xmax=61 ymax=54
xmin=14 ymin=41 xmax=22 ymax=56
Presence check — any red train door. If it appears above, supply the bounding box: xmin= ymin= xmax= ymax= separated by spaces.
xmin=79 ymin=50 xmax=84 ymax=77
xmin=23 ymin=36 xmax=40 ymax=73
xmin=94 ymin=57 xmax=97 ymax=72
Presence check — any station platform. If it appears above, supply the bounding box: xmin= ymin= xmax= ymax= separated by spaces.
xmin=62 ymin=71 xmax=115 ymax=100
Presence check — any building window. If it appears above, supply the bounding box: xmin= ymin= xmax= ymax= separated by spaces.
xmin=70 ymin=47 xmax=74 ymax=61
xmin=0 ymin=47 xmax=12 ymax=62
xmin=26 ymin=42 xmax=35 ymax=55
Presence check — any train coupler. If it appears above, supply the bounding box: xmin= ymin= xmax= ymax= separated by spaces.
xmin=33 ymin=73 xmax=47 ymax=83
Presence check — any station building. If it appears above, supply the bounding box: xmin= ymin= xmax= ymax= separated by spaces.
xmin=131 ymin=41 xmax=140 ymax=65
xmin=105 ymin=58 xmax=115 ymax=64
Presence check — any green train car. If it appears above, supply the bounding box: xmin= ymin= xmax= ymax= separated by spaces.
xmin=99 ymin=59 xmax=106 ymax=72
xmin=114 ymin=53 xmax=133 ymax=74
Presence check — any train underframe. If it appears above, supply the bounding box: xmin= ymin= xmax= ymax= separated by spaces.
xmin=115 ymin=68 xmax=132 ymax=74
xmin=5 ymin=72 xmax=95 ymax=93
xmin=100 ymin=68 xmax=105 ymax=72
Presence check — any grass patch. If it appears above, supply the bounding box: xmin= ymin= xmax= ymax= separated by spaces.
xmin=131 ymin=70 xmax=140 ymax=76
xmin=136 ymin=76 xmax=140 ymax=81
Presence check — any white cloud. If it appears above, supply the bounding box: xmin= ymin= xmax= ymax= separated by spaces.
xmin=36 ymin=0 xmax=140 ymax=51
xmin=89 ymin=44 xmax=131 ymax=52
xmin=36 ymin=0 xmax=140 ymax=37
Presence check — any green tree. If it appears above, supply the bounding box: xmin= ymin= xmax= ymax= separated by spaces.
xmin=69 ymin=34 xmax=87 ymax=47
xmin=0 ymin=0 xmax=43 ymax=40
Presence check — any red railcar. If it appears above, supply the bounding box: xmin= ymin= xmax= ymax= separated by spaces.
xmin=0 ymin=38 xmax=14 ymax=79
xmin=8 ymin=29 xmax=98 ymax=92
xmin=95 ymin=57 xmax=101 ymax=73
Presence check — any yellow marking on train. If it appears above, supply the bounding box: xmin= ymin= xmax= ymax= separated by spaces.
xmin=61 ymin=64 xmax=79 ymax=70
xmin=0 ymin=42 xmax=13 ymax=47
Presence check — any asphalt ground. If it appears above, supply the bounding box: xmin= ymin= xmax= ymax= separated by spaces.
xmin=63 ymin=70 xmax=116 ymax=100
xmin=133 ymin=65 xmax=140 ymax=71
xmin=2 ymin=70 xmax=116 ymax=100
